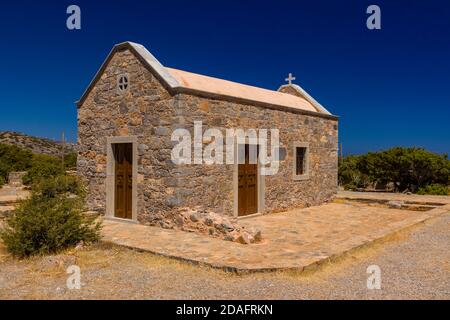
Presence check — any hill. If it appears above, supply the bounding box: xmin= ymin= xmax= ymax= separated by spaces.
xmin=0 ymin=131 xmax=76 ymax=156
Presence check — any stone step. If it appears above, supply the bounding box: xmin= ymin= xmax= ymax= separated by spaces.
xmin=0 ymin=199 xmax=22 ymax=206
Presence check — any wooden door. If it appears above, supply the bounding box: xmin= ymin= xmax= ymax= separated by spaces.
xmin=113 ymin=143 xmax=133 ymax=219
xmin=238 ymin=144 xmax=258 ymax=216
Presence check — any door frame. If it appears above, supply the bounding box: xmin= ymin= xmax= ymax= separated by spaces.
xmin=106 ymin=136 xmax=138 ymax=222
xmin=233 ymin=138 xmax=265 ymax=217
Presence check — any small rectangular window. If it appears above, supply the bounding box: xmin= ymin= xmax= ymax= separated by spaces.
xmin=295 ymin=147 xmax=306 ymax=175
xmin=293 ymin=143 xmax=309 ymax=180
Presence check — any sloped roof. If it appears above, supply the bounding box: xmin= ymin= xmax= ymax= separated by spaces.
xmin=166 ymin=68 xmax=319 ymax=113
xmin=77 ymin=42 xmax=335 ymax=118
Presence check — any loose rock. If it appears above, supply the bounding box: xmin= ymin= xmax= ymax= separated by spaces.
xmin=387 ymin=200 xmax=404 ymax=209
xmin=169 ymin=207 xmax=262 ymax=244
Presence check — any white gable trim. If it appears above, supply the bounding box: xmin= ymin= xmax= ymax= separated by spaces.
xmin=278 ymin=84 xmax=331 ymax=115
xmin=128 ymin=42 xmax=181 ymax=88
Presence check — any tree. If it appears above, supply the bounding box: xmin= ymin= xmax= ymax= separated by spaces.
xmin=339 ymin=147 xmax=450 ymax=193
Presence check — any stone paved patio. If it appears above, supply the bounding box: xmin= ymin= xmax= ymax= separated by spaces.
xmin=102 ymin=198 xmax=450 ymax=272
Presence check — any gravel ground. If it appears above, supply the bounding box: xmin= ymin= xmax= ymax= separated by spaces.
xmin=0 ymin=213 xmax=449 ymax=300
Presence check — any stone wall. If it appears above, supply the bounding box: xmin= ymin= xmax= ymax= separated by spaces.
xmin=77 ymin=48 xmax=338 ymax=227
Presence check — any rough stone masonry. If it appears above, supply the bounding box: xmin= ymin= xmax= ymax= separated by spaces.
xmin=76 ymin=42 xmax=338 ymax=243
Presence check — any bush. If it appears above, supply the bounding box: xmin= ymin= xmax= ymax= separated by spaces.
xmin=0 ymin=175 xmax=5 ymax=187
xmin=22 ymin=154 xmax=64 ymax=186
xmin=0 ymin=143 xmax=33 ymax=183
xmin=33 ymin=174 xmax=85 ymax=197
xmin=0 ymin=176 xmax=101 ymax=258
xmin=417 ymin=184 xmax=449 ymax=196
xmin=64 ymin=152 xmax=77 ymax=170
xmin=339 ymin=147 xmax=450 ymax=193
xmin=0 ymin=143 xmax=76 ymax=186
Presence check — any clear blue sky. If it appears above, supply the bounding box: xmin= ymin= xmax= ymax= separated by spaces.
xmin=0 ymin=0 xmax=449 ymax=155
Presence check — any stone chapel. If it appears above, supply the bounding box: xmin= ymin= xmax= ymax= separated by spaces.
xmin=76 ymin=41 xmax=338 ymax=227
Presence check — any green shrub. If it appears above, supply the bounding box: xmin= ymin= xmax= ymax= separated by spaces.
xmin=0 ymin=143 xmax=33 ymax=182
xmin=417 ymin=184 xmax=449 ymax=196
xmin=0 ymin=175 xmax=5 ymax=187
xmin=0 ymin=176 xmax=101 ymax=258
xmin=0 ymin=142 xmax=77 ymax=186
xmin=22 ymin=154 xmax=64 ymax=186
xmin=64 ymin=152 xmax=77 ymax=170
xmin=33 ymin=174 xmax=85 ymax=197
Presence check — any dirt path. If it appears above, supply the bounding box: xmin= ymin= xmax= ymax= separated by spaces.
xmin=0 ymin=213 xmax=449 ymax=300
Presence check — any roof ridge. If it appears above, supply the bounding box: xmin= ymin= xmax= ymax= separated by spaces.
xmin=165 ymin=67 xmax=308 ymax=97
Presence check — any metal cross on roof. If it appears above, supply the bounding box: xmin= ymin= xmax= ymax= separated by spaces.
xmin=285 ymin=73 xmax=296 ymax=85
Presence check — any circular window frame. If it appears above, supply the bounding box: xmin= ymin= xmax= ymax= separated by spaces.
xmin=117 ymin=74 xmax=129 ymax=93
